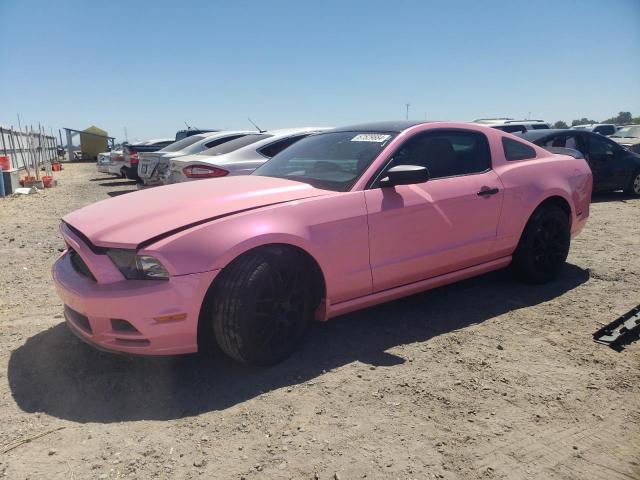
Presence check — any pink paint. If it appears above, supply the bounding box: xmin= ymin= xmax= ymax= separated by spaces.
xmin=52 ymin=122 xmax=592 ymax=355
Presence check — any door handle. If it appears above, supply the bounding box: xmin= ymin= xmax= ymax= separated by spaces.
xmin=477 ymin=187 xmax=499 ymax=197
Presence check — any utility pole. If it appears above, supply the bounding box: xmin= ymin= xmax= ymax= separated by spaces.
xmin=124 ymin=126 xmax=128 ymax=142
xmin=405 ymin=103 xmax=410 ymax=120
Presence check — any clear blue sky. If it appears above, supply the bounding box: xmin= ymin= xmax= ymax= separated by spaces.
xmin=1 ymin=0 xmax=639 ymax=143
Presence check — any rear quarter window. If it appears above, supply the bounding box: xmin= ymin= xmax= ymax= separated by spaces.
xmin=153 ymin=141 xmax=174 ymax=148
xmin=493 ymin=125 xmax=526 ymax=134
xmin=502 ymin=137 xmax=537 ymax=161
xmin=593 ymin=125 xmax=615 ymax=136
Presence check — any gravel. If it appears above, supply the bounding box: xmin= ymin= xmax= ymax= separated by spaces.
xmin=0 ymin=163 xmax=638 ymax=479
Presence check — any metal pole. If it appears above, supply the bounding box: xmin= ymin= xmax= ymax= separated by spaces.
xmin=29 ymin=125 xmax=40 ymax=180
xmin=49 ymin=128 xmax=55 ymax=164
xmin=47 ymin=134 xmax=54 ymax=165
xmin=0 ymin=127 xmax=7 ymax=157
xmin=66 ymin=129 xmax=73 ymax=163
xmin=405 ymin=103 xmax=410 ymax=120
xmin=7 ymin=129 xmax=16 ymax=170
xmin=21 ymin=127 xmax=33 ymax=175
xmin=12 ymin=127 xmax=30 ymax=177
xmin=37 ymin=123 xmax=43 ymax=168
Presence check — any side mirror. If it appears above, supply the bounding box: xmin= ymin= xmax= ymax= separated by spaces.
xmin=379 ymin=164 xmax=430 ymax=187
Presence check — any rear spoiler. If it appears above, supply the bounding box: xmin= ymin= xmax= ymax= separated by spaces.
xmin=544 ymin=147 xmax=584 ymax=159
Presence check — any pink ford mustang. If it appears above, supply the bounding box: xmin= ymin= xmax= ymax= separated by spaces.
xmin=53 ymin=121 xmax=592 ymax=365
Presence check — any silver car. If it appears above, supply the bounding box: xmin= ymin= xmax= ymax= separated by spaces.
xmin=137 ymin=131 xmax=255 ymax=186
xmin=165 ymin=127 xmax=330 ymax=184
xmin=96 ymin=152 xmax=112 ymax=174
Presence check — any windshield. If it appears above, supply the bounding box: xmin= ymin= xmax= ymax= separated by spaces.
xmin=253 ymin=131 xmax=396 ymax=192
xmin=159 ymin=135 xmax=205 ymax=152
xmin=198 ymin=134 xmax=271 ymax=156
xmin=611 ymin=126 xmax=640 ymax=138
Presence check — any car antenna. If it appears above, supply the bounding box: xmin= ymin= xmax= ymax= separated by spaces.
xmin=184 ymin=121 xmax=191 ymax=130
xmin=248 ymin=117 xmax=266 ymax=133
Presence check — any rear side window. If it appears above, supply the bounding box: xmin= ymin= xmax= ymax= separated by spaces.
xmin=152 ymin=141 xmax=174 ymax=148
xmin=531 ymin=124 xmax=550 ymax=130
xmin=542 ymin=134 xmax=579 ymax=150
xmin=259 ymin=134 xmax=309 ymax=158
xmin=503 ymin=137 xmax=537 ymax=161
xmin=199 ymin=134 xmax=272 ymax=156
xmin=203 ymin=134 xmax=247 ymax=149
xmin=593 ymin=125 xmax=615 ymax=136
xmin=493 ymin=125 xmax=526 ymax=133
xmin=391 ymin=130 xmax=491 ymax=179
xmin=587 ymin=135 xmax=617 ymax=156
xmin=160 ymin=135 xmax=205 ymax=152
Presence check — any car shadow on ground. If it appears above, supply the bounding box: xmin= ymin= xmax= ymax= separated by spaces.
xmin=89 ymin=176 xmax=121 ymax=182
xmin=107 ymin=190 xmax=138 ymax=197
xmin=591 ymin=191 xmax=639 ymax=203
xmin=8 ymin=264 xmax=589 ymax=424
xmin=99 ymin=180 xmax=137 ymax=188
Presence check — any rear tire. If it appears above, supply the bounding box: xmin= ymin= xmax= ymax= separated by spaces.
xmin=624 ymin=170 xmax=640 ymax=197
xmin=209 ymin=247 xmax=313 ymax=366
xmin=512 ymin=205 xmax=570 ymax=284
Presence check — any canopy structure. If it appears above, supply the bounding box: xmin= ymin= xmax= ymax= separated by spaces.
xmin=64 ymin=127 xmax=115 ymax=162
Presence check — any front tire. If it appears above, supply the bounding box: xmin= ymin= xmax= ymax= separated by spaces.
xmin=512 ymin=205 xmax=570 ymax=284
xmin=624 ymin=170 xmax=640 ymax=197
xmin=210 ymin=247 xmax=313 ymax=366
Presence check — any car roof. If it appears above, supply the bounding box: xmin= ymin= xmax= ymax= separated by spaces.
xmin=473 ymin=118 xmax=547 ymax=125
xmin=177 ymin=127 xmax=331 ymax=163
xmin=265 ymin=127 xmax=331 ymax=136
xmin=515 ymin=129 xmax=585 ymax=141
xmin=221 ymin=127 xmax=331 ymax=151
xmin=330 ymin=121 xmax=429 ymax=133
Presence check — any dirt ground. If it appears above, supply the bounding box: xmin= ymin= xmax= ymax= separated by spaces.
xmin=0 ymin=163 xmax=638 ymax=480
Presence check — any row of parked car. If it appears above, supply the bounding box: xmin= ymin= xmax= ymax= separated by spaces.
xmin=97 ymin=119 xmax=640 ymax=197
xmin=97 ymin=127 xmax=330 ymax=187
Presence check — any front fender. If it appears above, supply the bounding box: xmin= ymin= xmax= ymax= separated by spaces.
xmin=143 ymin=192 xmax=372 ymax=305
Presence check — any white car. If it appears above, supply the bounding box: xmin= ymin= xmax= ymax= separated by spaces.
xmin=165 ymin=127 xmax=330 ymax=184
xmin=96 ymin=150 xmax=126 ymax=176
xmin=570 ymin=124 xmax=617 ymax=136
xmin=96 ymin=152 xmax=112 ymax=174
xmin=473 ymin=118 xmax=551 ymax=133
xmin=122 ymin=138 xmax=175 ymax=180
xmin=137 ymin=131 xmax=254 ymax=186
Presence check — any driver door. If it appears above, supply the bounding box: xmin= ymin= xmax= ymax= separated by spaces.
xmin=364 ymin=129 xmax=504 ymax=292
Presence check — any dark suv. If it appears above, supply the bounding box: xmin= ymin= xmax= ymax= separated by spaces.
xmin=517 ymin=129 xmax=640 ymax=195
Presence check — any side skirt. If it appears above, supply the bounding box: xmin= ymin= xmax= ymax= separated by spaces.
xmin=325 ymin=256 xmax=512 ymax=320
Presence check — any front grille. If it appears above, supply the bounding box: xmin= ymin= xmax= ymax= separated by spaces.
xmin=64 ymin=305 xmax=92 ymax=334
xmin=69 ymin=248 xmax=96 ymax=281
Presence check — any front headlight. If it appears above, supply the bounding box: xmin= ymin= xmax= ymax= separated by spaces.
xmin=106 ymin=249 xmax=169 ymax=280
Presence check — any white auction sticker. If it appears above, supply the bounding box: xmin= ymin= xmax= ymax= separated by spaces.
xmin=351 ymin=133 xmax=392 ymax=142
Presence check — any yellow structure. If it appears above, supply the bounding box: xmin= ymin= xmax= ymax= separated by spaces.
xmin=80 ymin=125 xmax=108 ymax=160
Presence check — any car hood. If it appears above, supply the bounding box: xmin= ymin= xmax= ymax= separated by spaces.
xmin=63 ymin=176 xmax=332 ymax=249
